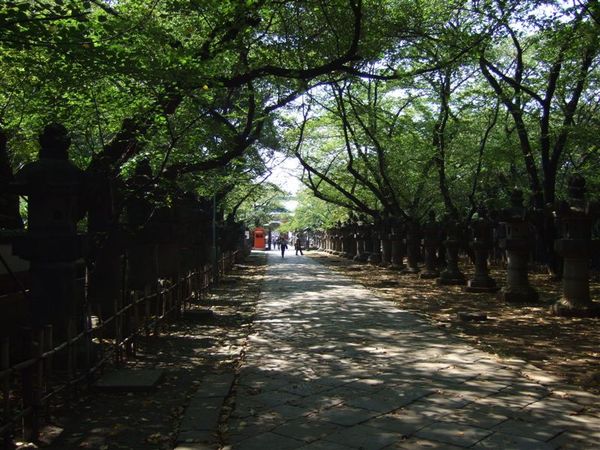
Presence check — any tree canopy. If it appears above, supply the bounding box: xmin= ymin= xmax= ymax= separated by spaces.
xmin=1 ymin=0 xmax=598 ymax=243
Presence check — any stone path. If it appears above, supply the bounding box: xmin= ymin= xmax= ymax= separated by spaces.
xmin=213 ymin=251 xmax=599 ymax=449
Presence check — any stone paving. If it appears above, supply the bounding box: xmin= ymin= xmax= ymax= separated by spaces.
xmin=218 ymin=251 xmax=600 ymax=449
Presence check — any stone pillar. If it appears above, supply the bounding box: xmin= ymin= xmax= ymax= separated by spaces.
xmin=11 ymin=124 xmax=85 ymax=338
xmin=342 ymin=223 xmax=354 ymax=258
xmin=390 ymin=220 xmax=405 ymax=270
xmin=332 ymin=225 xmax=341 ymax=255
xmin=402 ymin=220 xmax=421 ymax=274
xmin=437 ymin=219 xmax=466 ymax=285
xmin=362 ymin=227 xmax=373 ymax=261
xmin=552 ymin=175 xmax=600 ymax=317
xmin=125 ymin=159 xmax=159 ymax=293
xmin=420 ymin=211 xmax=440 ymax=279
xmin=367 ymin=225 xmax=382 ymax=265
xmin=466 ymin=208 xmax=498 ymax=292
xmin=352 ymin=222 xmax=366 ymax=262
xmin=379 ymin=215 xmax=392 ymax=267
xmin=497 ymin=190 xmax=538 ymax=303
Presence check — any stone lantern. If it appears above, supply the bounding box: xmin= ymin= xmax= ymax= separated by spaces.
xmin=437 ymin=217 xmax=466 ymax=285
xmin=11 ymin=124 xmax=86 ymax=335
xmin=465 ymin=207 xmax=498 ymax=292
xmin=552 ymin=175 xmax=600 ymax=317
xmin=342 ymin=221 xmax=354 ymax=258
xmin=420 ymin=211 xmax=441 ymax=279
xmin=125 ymin=159 xmax=158 ymax=292
xmin=352 ymin=220 xmax=367 ymax=262
xmin=403 ymin=219 xmax=421 ymax=274
xmin=379 ymin=213 xmax=393 ymax=268
xmin=368 ymin=216 xmax=382 ymax=265
xmin=497 ymin=189 xmax=538 ymax=303
xmin=390 ymin=217 xmax=405 ymax=270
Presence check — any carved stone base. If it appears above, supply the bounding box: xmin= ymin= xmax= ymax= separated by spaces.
xmin=437 ymin=267 xmax=466 ymax=285
xmin=551 ymin=299 xmax=600 ymax=317
xmin=368 ymin=254 xmax=382 ymax=265
xmin=465 ymin=277 xmax=499 ymax=293
xmin=419 ymin=270 xmax=439 ymax=279
xmin=353 ymin=254 xmax=369 ymax=263
xmin=497 ymin=286 xmax=539 ymax=304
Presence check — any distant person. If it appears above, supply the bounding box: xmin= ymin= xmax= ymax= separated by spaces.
xmin=295 ymin=239 xmax=303 ymax=255
xmin=280 ymin=239 xmax=288 ymax=258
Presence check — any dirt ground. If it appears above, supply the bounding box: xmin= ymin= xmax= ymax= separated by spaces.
xmin=307 ymin=251 xmax=600 ymax=395
xmin=32 ymin=253 xmax=266 ymax=450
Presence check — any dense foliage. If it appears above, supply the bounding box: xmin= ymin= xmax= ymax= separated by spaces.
xmin=1 ymin=0 xmax=598 ymax=242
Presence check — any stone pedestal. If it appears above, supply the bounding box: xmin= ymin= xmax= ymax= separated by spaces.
xmin=552 ymin=240 xmax=600 ymax=316
xmin=390 ymin=237 xmax=405 ymax=270
xmin=368 ymin=235 xmax=381 ymax=265
xmin=402 ymin=224 xmax=420 ymax=274
xmin=380 ymin=237 xmax=392 ymax=267
xmin=437 ymin=238 xmax=465 ymax=285
xmin=420 ymin=238 xmax=439 ymax=279
xmin=343 ymin=229 xmax=355 ymax=259
xmin=466 ymin=239 xmax=498 ymax=292
xmin=353 ymin=233 xmax=368 ymax=262
xmin=497 ymin=235 xmax=538 ymax=303
xmin=551 ymin=175 xmax=600 ymax=317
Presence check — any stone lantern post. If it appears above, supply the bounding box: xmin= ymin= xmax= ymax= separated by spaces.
xmin=420 ymin=211 xmax=440 ymax=279
xmin=465 ymin=207 xmax=498 ymax=292
xmin=380 ymin=213 xmax=392 ymax=268
xmin=342 ymin=221 xmax=354 ymax=258
xmin=362 ymin=224 xmax=373 ymax=261
xmin=497 ymin=189 xmax=538 ymax=303
xmin=403 ymin=219 xmax=421 ymax=274
xmin=352 ymin=220 xmax=366 ymax=261
xmin=368 ymin=217 xmax=382 ymax=265
xmin=437 ymin=218 xmax=466 ymax=285
xmin=125 ymin=159 xmax=159 ymax=293
xmin=552 ymin=175 xmax=600 ymax=317
xmin=11 ymin=124 xmax=86 ymax=336
xmin=390 ymin=217 xmax=405 ymax=270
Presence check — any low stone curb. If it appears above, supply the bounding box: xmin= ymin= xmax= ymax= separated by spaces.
xmin=175 ymin=373 xmax=235 ymax=449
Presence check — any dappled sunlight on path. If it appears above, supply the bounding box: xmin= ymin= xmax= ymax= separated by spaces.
xmin=226 ymin=250 xmax=600 ymax=449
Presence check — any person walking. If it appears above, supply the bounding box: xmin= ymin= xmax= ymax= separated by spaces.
xmin=280 ymin=239 xmax=288 ymax=258
xmin=295 ymin=238 xmax=304 ymax=255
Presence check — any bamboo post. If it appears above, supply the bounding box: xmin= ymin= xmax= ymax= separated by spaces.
xmin=34 ymin=329 xmax=44 ymax=427
xmin=21 ymin=327 xmax=37 ymax=442
xmin=125 ymin=291 xmax=134 ymax=358
xmin=144 ymin=287 xmax=151 ymax=337
xmin=66 ymin=319 xmax=76 ymax=392
xmin=114 ymin=295 xmax=122 ymax=365
xmin=42 ymin=325 xmax=53 ymax=421
xmin=43 ymin=326 xmax=53 ymax=384
xmin=153 ymin=283 xmax=161 ymax=337
xmin=2 ymin=337 xmax=11 ymax=450
xmin=132 ymin=292 xmax=140 ymax=357
xmin=84 ymin=306 xmax=92 ymax=375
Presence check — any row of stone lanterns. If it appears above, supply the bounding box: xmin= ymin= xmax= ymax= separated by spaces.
xmin=316 ymin=176 xmax=599 ymax=317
